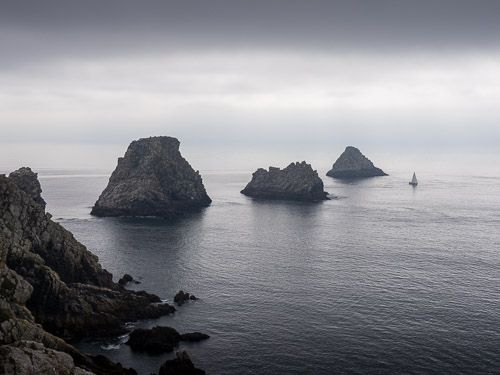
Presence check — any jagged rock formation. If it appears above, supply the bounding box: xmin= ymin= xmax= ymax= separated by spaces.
xmin=8 ymin=167 xmax=46 ymax=208
xmin=0 ymin=170 xmax=180 ymax=374
xmin=158 ymin=351 xmax=205 ymax=375
xmin=241 ymin=161 xmax=329 ymax=201
xmin=126 ymin=326 xmax=209 ymax=354
xmin=174 ymin=290 xmax=198 ymax=306
xmin=91 ymin=136 xmax=211 ymax=217
xmin=118 ymin=273 xmax=140 ymax=286
xmin=326 ymin=146 xmax=387 ymax=178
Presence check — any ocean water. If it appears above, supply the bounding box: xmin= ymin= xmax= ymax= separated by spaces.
xmin=3 ymin=150 xmax=500 ymax=374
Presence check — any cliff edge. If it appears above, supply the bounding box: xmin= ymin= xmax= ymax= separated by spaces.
xmin=1 ymin=169 xmax=179 ymax=374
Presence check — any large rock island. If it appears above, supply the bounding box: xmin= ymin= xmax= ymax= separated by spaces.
xmin=91 ymin=136 xmax=211 ymax=217
xmin=241 ymin=161 xmax=329 ymax=201
xmin=326 ymin=146 xmax=387 ymax=178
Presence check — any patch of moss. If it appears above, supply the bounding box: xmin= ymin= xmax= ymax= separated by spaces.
xmin=0 ymin=307 xmax=12 ymax=323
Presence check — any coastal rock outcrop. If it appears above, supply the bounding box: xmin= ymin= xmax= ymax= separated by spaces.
xmin=158 ymin=351 xmax=205 ymax=375
xmin=8 ymin=167 xmax=46 ymax=208
xmin=241 ymin=161 xmax=329 ymax=201
xmin=326 ymin=146 xmax=387 ymax=178
xmin=118 ymin=274 xmax=140 ymax=286
xmin=0 ymin=170 xmax=177 ymax=374
xmin=126 ymin=326 xmax=209 ymax=354
xmin=0 ymin=340 xmax=96 ymax=375
xmin=91 ymin=136 xmax=211 ymax=217
xmin=174 ymin=290 xmax=198 ymax=305
xmin=0 ymin=173 xmax=175 ymax=338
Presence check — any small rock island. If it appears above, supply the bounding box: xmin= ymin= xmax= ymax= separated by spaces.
xmin=91 ymin=136 xmax=211 ymax=217
xmin=326 ymin=146 xmax=387 ymax=178
xmin=241 ymin=161 xmax=329 ymax=201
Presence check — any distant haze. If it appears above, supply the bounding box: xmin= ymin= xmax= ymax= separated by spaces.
xmin=1 ymin=0 xmax=500 ymax=165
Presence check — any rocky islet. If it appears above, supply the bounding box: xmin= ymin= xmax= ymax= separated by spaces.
xmin=91 ymin=136 xmax=211 ymax=217
xmin=326 ymin=146 xmax=387 ymax=178
xmin=241 ymin=161 xmax=329 ymax=201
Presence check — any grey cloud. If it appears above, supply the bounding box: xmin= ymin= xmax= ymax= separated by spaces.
xmin=1 ymin=0 xmax=500 ymax=151
xmin=2 ymin=0 xmax=500 ymax=64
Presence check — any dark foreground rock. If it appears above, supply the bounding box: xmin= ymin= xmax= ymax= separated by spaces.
xmin=159 ymin=351 xmax=205 ymax=375
xmin=326 ymin=146 xmax=387 ymax=178
xmin=241 ymin=161 xmax=329 ymax=201
xmin=174 ymin=290 xmax=198 ymax=305
xmin=0 ymin=340 xmax=93 ymax=375
xmin=8 ymin=167 xmax=46 ymax=208
xmin=127 ymin=326 xmax=210 ymax=354
xmin=91 ymin=136 xmax=211 ymax=217
xmin=0 ymin=169 xmax=177 ymax=374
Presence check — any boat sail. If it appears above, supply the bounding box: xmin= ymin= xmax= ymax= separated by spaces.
xmin=409 ymin=172 xmax=418 ymax=186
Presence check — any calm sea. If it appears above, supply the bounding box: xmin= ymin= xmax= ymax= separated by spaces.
xmin=2 ymin=149 xmax=500 ymax=374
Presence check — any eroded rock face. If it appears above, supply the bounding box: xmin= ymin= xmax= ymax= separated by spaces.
xmin=241 ymin=161 xmax=329 ymax=201
xmin=8 ymin=167 xmax=46 ymax=208
xmin=0 ymin=340 xmax=94 ymax=375
xmin=326 ymin=146 xmax=387 ymax=178
xmin=91 ymin=136 xmax=211 ymax=217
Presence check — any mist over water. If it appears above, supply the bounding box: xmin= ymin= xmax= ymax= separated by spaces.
xmin=3 ymin=148 xmax=499 ymax=374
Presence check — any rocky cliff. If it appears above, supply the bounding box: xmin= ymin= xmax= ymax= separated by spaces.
xmin=326 ymin=146 xmax=387 ymax=178
xmin=0 ymin=169 xmax=179 ymax=374
xmin=8 ymin=167 xmax=46 ymax=208
xmin=91 ymin=137 xmax=211 ymax=217
xmin=241 ymin=161 xmax=329 ymax=201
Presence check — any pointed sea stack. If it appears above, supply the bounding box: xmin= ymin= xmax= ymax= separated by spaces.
xmin=91 ymin=136 xmax=211 ymax=217
xmin=241 ymin=161 xmax=329 ymax=201
xmin=326 ymin=146 xmax=387 ymax=178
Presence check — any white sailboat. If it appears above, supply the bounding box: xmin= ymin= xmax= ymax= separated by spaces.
xmin=409 ymin=172 xmax=418 ymax=186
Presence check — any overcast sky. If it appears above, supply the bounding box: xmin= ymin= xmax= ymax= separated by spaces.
xmin=1 ymin=0 xmax=500 ymax=153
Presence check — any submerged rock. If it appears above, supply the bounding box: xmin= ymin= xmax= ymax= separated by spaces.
xmin=126 ymin=326 xmax=209 ymax=354
xmin=91 ymin=136 xmax=211 ymax=217
xmin=241 ymin=161 xmax=329 ymax=201
xmin=180 ymin=332 xmax=210 ymax=342
xmin=326 ymin=146 xmax=387 ymax=178
xmin=158 ymin=351 xmax=205 ymax=375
